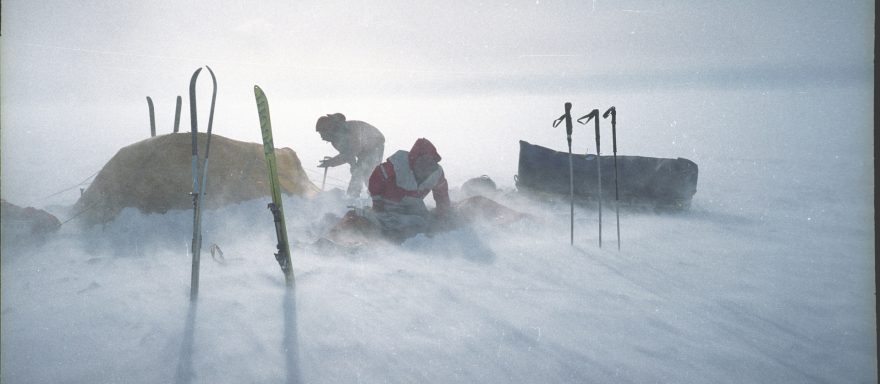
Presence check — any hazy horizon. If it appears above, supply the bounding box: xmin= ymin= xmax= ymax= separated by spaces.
xmin=1 ymin=1 xmax=874 ymax=207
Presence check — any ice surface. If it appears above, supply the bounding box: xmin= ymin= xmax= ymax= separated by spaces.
xmin=1 ymin=85 xmax=875 ymax=384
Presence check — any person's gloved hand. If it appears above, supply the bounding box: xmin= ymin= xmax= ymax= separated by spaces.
xmin=318 ymin=156 xmax=335 ymax=168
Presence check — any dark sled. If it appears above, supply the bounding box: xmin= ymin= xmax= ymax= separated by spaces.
xmin=515 ymin=140 xmax=698 ymax=210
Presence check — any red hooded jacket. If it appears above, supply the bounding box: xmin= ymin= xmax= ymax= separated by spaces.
xmin=368 ymin=138 xmax=451 ymax=214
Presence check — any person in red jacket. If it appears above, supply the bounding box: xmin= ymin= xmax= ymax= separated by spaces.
xmin=322 ymin=138 xmax=529 ymax=246
xmin=367 ymin=138 xmax=451 ymax=241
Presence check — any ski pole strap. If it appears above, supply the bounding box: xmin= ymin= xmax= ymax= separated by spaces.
xmin=577 ymin=109 xmax=600 ymax=154
xmin=552 ymin=102 xmax=574 ymax=137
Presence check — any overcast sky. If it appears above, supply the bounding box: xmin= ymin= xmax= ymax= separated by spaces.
xmin=0 ymin=1 xmax=874 ymax=206
xmin=1 ymin=0 xmax=874 ymax=101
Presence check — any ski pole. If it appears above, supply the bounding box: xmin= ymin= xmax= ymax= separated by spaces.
xmin=321 ymin=156 xmax=331 ymax=191
xmin=578 ymin=109 xmax=602 ymax=248
xmin=552 ymin=102 xmax=575 ymax=245
xmin=147 ymin=96 xmax=156 ymax=137
xmin=603 ymin=106 xmax=620 ymax=250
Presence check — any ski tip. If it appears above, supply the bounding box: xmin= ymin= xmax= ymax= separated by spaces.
xmin=190 ymin=67 xmax=203 ymax=82
xmin=206 ymin=65 xmax=217 ymax=83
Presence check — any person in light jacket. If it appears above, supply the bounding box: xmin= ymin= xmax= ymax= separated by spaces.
xmin=316 ymin=113 xmax=385 ymax=197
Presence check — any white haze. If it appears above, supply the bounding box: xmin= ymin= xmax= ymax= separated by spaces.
xmin=0 ymin=0 xmax=873 ymax=204
xmin=0 ymin=1 xmax=875 ymax=383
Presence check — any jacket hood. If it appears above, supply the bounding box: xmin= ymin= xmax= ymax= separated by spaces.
xmin=408 ymin=138 xmax=441 ymax=164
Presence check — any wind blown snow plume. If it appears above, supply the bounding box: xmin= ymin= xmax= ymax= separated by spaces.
xmin=0 ymin=1 xmax=874 ymax=382
xmin=2 ymin=101 xmax=875 ymax=382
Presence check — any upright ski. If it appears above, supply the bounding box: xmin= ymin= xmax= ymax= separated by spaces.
xmin=188 ymin=66 xmax=218 ymax=301
xmin=174 ymin=95 xmax=182 ymax=133
xmin=254 ymin=85 xmax=294 ymax=287
xmin=147 ymin=96 xmax=156 ymax=137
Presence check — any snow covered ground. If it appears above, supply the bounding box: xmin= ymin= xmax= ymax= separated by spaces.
xmin=1 ymin=83 xmax=875 ymax=383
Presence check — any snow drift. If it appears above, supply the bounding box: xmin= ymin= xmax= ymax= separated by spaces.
xmin=1 ymin=85 xmax=874 ymax=384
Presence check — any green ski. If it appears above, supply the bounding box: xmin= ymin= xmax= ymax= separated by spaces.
xmin=254 ymin=85 xmax=294 ymax=287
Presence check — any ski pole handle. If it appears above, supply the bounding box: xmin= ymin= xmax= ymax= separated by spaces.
xmin=553 ymin=102 xmax=574 ymax=137
xmin=603 ymin=106 xmax=616 ymax=153
xmin=553 ymin=102 xmax=574 ymax=148
xmin=563 ymin=102 xmax=572 ymax=138
xmin=577 ymin=109 xmax=601 ymax=155
xmin=321 ymin=165 xmax=329 ymax=191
